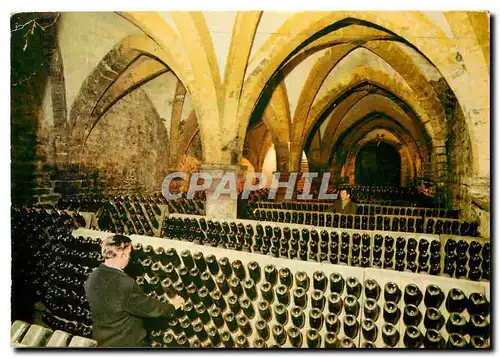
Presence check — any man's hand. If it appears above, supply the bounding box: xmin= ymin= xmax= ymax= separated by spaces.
xmin=169 ymin=295 xmax=185 ymax=309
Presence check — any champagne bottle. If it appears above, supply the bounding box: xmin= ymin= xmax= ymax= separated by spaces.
xmin=424 ymin=307 xmax=444 ymax=330
xmin=361 ymin=318 xmax=377 ymax=342
xmin=272 ymin=324 xmax=286 ymax=346
xmin=256 ymin=319 xmax=270 ymax=340
xmin=423 ymin=328 xmax=444 ymax=348
xmin=306 ymin=329 xmax=321 ymax=348
xmin=382 ymin=323 xmax=399 ymax=347
xmin=343 ymin=314 xmax=359 ymax=339
xmin=287 ymin=326 xmax=303 ymax=348
xmin=403 ymin=304 xmax=422 ymax=326
xmin=291 ymin=306 xmax=305 ymax=328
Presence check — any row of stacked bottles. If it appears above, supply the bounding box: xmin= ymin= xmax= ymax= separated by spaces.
xmin=250 ymin=210 xmax=479 ymax=236
xmin=252 ymin=201 xmax=460 ymax=219
xmin=163 ymin=216 xmax=490 ymax=282
xmin=11 ymin=207 xmax=102 ymax=338
xmin=249 ymin=186 xmax=432 ymax=207
xmin=126 ymin=243 xmax=490 ymax=348
xmin=12 ymin=205 xmax=490 ymax=348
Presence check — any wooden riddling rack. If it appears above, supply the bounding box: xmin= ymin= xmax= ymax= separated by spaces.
xmin=169 ymin=214 xmax=489 ymax=283
xmin=71 ymin=228 xmax=489 ymax=348
xmin=17 ymin=207 xmax=96 ymax=230
xmin=94 ymin=203 xmax=169 ymax=237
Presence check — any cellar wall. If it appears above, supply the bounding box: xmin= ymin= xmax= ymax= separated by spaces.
xmin=79 ymin=89 xmax=170 ymax=195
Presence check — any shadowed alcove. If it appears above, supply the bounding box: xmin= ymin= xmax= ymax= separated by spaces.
xmin=355 ymin=141 xmax=401 ymax=186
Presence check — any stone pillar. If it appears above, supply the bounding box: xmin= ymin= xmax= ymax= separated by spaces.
xmin=289 ymin=141 xmax=303 ymax=172
xmin=274 ymin=141 xmax=290 ymax=172
xmin=200 ymin=164 xmax=245 ymax=219
xmin=270 ymin=172 xmax=301 ymax=202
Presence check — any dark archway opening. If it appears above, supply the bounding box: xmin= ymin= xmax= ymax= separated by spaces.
xmin=355 ymin=141 xmax=401 ymax=186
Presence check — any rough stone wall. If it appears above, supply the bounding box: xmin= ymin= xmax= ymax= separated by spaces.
xmin=11 ymin=13 xmax=58 ymax=206
xmin=11 ymin=14 xmax=195 ymax=204
xmin=185 ymin=131 xmax=203 ymax=161
xmin=79 ymin=89 xmax=169 ymax=195
xmin=446 ymin=105 xmax=490 ymax=237
xmin=428 ymin=77 xmax=489 ymax=238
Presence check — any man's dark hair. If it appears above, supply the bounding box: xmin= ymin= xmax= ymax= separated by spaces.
xmin=101 ymin=234 xmax=132 ymax=259
xmin=339 ymin=187 xmax=351 ymax=194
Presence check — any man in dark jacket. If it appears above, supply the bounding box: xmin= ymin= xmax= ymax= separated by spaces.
xmin=326 ymin=188 xmax=358 ymax=214
xmin=84 ymin=235 xmax=184 ymax=347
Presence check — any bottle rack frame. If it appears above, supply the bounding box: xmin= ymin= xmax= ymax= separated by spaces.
xmin=249 ymin=208 xmax=478 ymax=237
xmin=167 ymin=214 xmax=489 ymax=283
xmin=252 ymin=201 xmax=460 ymax=219
xmin=95 ymin=203 xmax=168 ymax=237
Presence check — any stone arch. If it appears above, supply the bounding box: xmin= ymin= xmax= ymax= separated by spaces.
xmin=243 ymin=123 xmax=274 ymax=173
xmin=123 ymin=12 xmax=262 ymax=165
xmin=306 ymin=130 xmax=323 ymax=171
xmin=238 ymin=12 xmax=481 ymax=176
xmin=68 ymin=37 xmax=140 ymax=148
xmin=68 ymin=34 xmax=188 ymax=163
xmin=331 ymin=115 xmax=427 ymax=169
xmin=296 ymin=67 xmax=443 ymax=180
xmin=254 ymin=41 xmax=446 ymax=173
xmin=304 ymin=67 xmax=441 ymax=150
xmin=320 ymin=93 xmax=429 ymax=164
xmin=343 ymin=130 xmax=417 ymax=186
xmin=290 ymin=43 xmax=446 ymax=146
xmin=118 ymin=13 xmax=195 ymax=95
xmin=257 ymin=132 xmax=274 ymax=173
xmin=260 ymin=82 xmax=291 ymax=145
xmin=176 ymin=111 xmax=203 ymax=165
xmin=110 ymin=13 xmax=223 ymax=164
xmin=246 ymin=80 xmax=292 ymax=172
xmin=330 ymin=115 xmax=428 ymax=184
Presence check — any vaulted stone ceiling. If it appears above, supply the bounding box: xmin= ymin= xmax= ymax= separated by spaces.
xmin=53 ymin=11 xmax=488 ymax=174
xmin=44 ymin=11 xmax=489 ymax=221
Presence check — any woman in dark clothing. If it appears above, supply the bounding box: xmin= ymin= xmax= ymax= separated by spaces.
xmin=84 ymin=235 xmax=184 ymax=347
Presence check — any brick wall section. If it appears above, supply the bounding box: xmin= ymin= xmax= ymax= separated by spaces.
xmin=49 ymin=43 xmax=68 ymax=128
xmin=12 ymin=29 xmax=178 ymax=204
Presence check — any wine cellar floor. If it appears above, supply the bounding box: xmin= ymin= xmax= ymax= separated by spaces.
xmin=72 ymin=228 xmax=490 ymax=348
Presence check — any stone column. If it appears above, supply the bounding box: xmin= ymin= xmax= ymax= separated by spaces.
xmin=200 ymin=164 xmax=246 ymax=219
xmin=274 ymin=141 xmax=290 ymax=172
xmin=289 ymin=141 xmax=303 ymax=172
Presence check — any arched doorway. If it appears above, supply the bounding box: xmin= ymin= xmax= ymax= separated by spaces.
xmin=355 ymin=142 xmax=401 ymax=186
